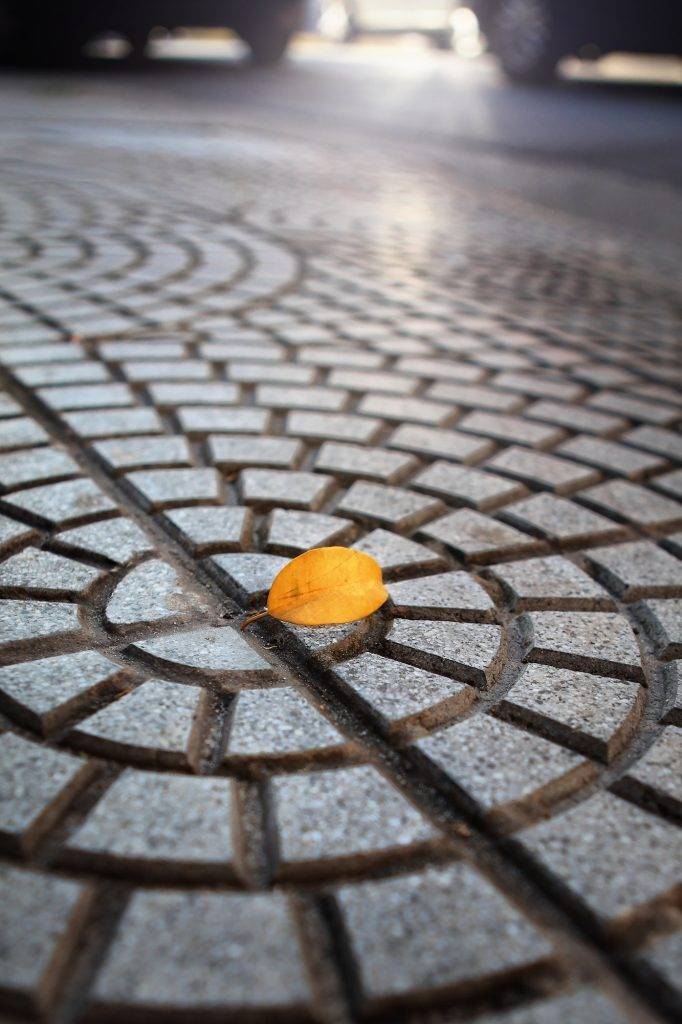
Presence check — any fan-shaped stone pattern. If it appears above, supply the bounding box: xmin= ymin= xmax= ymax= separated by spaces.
xmin=226 ymin=687 xmax=344 ymax=763
xmin=528 ymin=612 xmax=644 ymax=681
xmin=0 ymin=547 xmax=101 ymax=598
xmin=387 ymin=570 xmax=495 ymax=620
xmin=386 ymin=619 xmax=506 ymax=686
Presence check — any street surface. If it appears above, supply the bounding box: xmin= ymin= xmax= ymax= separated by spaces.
xmin=0 ymin=35 xmax=680 ymax=1024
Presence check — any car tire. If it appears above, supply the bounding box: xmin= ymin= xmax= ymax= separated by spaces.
xmin=489 ymin=0 xmax=560 ymax=83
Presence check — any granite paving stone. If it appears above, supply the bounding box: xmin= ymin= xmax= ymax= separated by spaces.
xmin=54 ymin=517 xmax=153 ymax=563
xmin=106 ymin=559 xmax=211 ymax=625
xmin=93 ymin=435 xmax=191 ymax=471
xmin=66 ymin=769 xmax=235 ymax=874
xmin=636 ymin=597 xmax=682 ymax=660
xmin=126 ymin=468 xmax=221 ymax=509
xmin=272 ymin=764 xmax=436 ymax=871
xmin=352 ymin=528 xmax=446 ymax=574
xmin=134 ymin=625 xmax=271 ymax=678
xmin=414 ymin=461 xmax=525 ymax=511
xmin=211 ymin=552 xmax=288 ymax=599
xmin=585 ymin=541 xmax=682 ymax=600
xmin=314 ymin=441 xmax=417 ymax=483
xmin=208 ymin=435 xmax=302 ymax=471
xmin=0 ymin=733 xmax=94 ymax=852
xmin=285 ymin=410 xmax=382 ymax=443
xmin=163 ymin=505 xmax=252 ymax=552
xmin=0 ymin=415 xmax=49 ymax=451
xmin=499 ymin=493 xmax=628 ymax=548
xmin=386 ymin=619 xmax=505 ymax=685
xmin=92 ymin=889 xmax=311 ymax=1013
xmin=587 ymin=391 xmax=678 ymax=426
xmin=474 ymin=988 xmax=630 ymax=1024
xmin=654 ymin=468 xmax=682 ymax=501
xmin=620 ymin=725 xmax=682 ymax=807
xmin=265 ymin=508 xmax=354 ymax=554
xmin=148 ymin=382 xmax=239 ymax=407
xmin=337 ymin=480 xmax=444 ymax=530
xmin=387 ymin=570 xmax=494 ymax=620
xmin=490 ymin=554 xmax=613 ymax=610
xmin=0 ymin=864 xmax=90 ymax=1012
xmin=337 ymin=863 xmax=549 ymax=1003
xmin=226 ymin=687 xmax=343 ymax=760
xmin=502 ymin=664 xmax=640 ymax=761
xmin=421 ymin=508 xmax=543 ymax=563
xmin=522 ymin=790 xmax=682 ymax=918
xmin=418 ymin=714 xmax=582 ymax=811
xmin=63 ymin=407 xmax=164 ymax=438
xmin=358 ymin=393 xmax=455 ymax=425
xmin=0 ymin=512 xmax=37 ymax=551
xmin=4 ymin=478 xmax=116 ymax=525
xmin=528 ymin=611 xmax=643 ymax=681
xmin=621 ymin=426 xmax=682 ymax=462
xmin=0 ymin=446 xmax=78 ymax=489
xmin=0 ymin=598 xmax=81 ymax=648
xmin=577 ymin=479 xmax=682 ymax=534
xmin=387 ymin=423 xmax=496 ymax=463
xmin=557 ymin=436 xmax=665 ymax=480
xmin=457 ymin=411 xmax=565 ymax=450
xmin=486 ymin=446 xmax=600 ymax=495
xmin=176 ymin=405 xmax=271 ymax=435
xmin=524 ymin=399 xmax=628 ymax=436
xmin=0 ymin=547 xmax=101 ymax=598
xmin=239 ymin=467 xmax=335 ymax=510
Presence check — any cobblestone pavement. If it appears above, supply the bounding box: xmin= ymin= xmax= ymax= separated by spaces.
xmin=0 ymin=108 xmax=680 ymax=1024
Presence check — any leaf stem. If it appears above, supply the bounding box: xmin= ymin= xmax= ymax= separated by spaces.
xmin=240 ymin=608 xmax=269 ymax=631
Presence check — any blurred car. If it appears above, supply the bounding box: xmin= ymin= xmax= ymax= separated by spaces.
xmin=0 ymin=0 xmax=306 ymax=67
xmin=469 ymin=0 xmax=682 ymax=82
xmin=317 ymin=1 xmax=461 ymax=49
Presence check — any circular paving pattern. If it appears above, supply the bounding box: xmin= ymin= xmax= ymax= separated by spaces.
xmin=0 ymin=121 xmax=680 ymax=1024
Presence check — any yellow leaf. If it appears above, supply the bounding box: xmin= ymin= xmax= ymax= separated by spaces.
xmin=266 ymin=546 xmax=388 ymax=626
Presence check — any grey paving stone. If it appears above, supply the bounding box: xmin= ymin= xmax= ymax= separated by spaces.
xmin=176 ymin=405 xmax=271 ymax=435
xmin=337 ymin=862 xmax=548 ymax=1002
xmin=557 ymin=436 xmax=665 ymax=480
xmin=0 ymin=547 xmax=101 ymax=598
xmin=328 ymin=368 xmax=418 ymax=395
xmin=226 ymin=687 xmax=343 ymax=760
xmin=227 ymin=361 xmax=313 ymax=384
xmin=93 ymin=435 xmax=191 ymax=471
xmin=0 ymin=864 xmax=89 ymax=1012
xmin=0 ymin=732 xmax=93 ymax=852
xmin=637 ymin=598 xmax=682 ymax=660
xmin=578 ymin=479 xmax=682 ymax=534
xmin=121 ymin=360 xmax=211 ymax=382
xmin=499 ymin=493 xmax=628 ymax=548
xmin=490 ymin=555 xmax=613 ymax=611
xmin=639 ymin=931 xmax=682 ymax=992
xmin=337 ymin=480 xmax=443 ymax=530
xmin=486 ymin=446 xmax=600 ymax=495
xmin=457 ymin=411 xmax=564 ymax=450
xmin=314 ymin=441 xmax=417 ymax=483
xmin=0 ymin=649 xmax=122 ymax=734
xmin=0 ymin=342 xmax=83 ymax=366
xmin=414 ymin=461 xmax=526 ymax=511
xmin=4 ymin=478 xmax=116 ymax=525
xmin=358 ymin=393 xmax=454 ymax=425
xmin=126 ymin=468 xmax=221 ymax=509
xmin=0 ymin=415 xmax=49 ymax=451
xmin=422 ymin=509 xmax=543 ymax=563
xmin=98 ymin=341 xmax=188 ymax=360
xmin=586 ymin=541 xmax=682 ymax=600
xmin=208 ymin=435 xmax=302 ymax=471
xmin=148 ymin=382 xmax=239 ymax=407
xmin=522 ymin=790 xmax=682 ymax=918
xmin=492 ymin=371 xmax=585 ymax=402
xmin=0 ymin=598 xmax=81 ymax=648
xmin=0 ymin=446 xmax=78 ymax=489
xmin=525 ymin=399 xmax=628 ymax=436
xmin=425 ymin=382 xmax=523 ymax=413
xmin=286 ymin=410 xmax=382 ymax=443
xmin=502 ymin=664 xmax=640 ymax=761
xmin=622 ymin=426 xmax=682 ymax=461
xmin=239 ymin=468 xmax=335 ymax=510
xmin=386 ymin=619 xmax=504 ymax=686
xmin=334 ymin=652 xmax=472 ymax=733
xmin=587 ymin=391 xmax=678 ymax=426
xmin=211 ymin=552 xmax=287 ymax=600
xmin=256 ymin=383 xmax=347 ymax=411
xmin=38 ymin=383 xmax=134 ymax=410
xmin=387 ymin=423 xmax=495 ymax=463
xmin=135 ymin=625 xmax=271 ymax=678
xmin=55 ymin=517 xmax=153 ymax=564
xmin=92 ymin=889 xmax=310 ymax=1013
xmin=387 ymin=570 xmax=494 ymax=620
xmin=0 ymin=511 xmax=36 ymax=551
xmin=528 ymin=611 xmax=643 ymax=681
xmin=418 ymin=714 xmax=581 ymax=810
xmin=265 ymin=508 xmax=354 ymax=554
xmin=622 ymin=726 xmax=682 ymax=806
xmin=395 ymin=356 xmax=486 ymax=382
xmin=654 ymin=468 xmax=682 ymax=502
xmin=15 ymin=361 xmax=111 ymax=387
xmin=71 ymin=680 xmax=200 ymax=766
xmin=106 ymin=559 xmax=210 ymax=625
xmin=352 ymin=528 xmax=445 ymax=574
xmin=297 ymin=345 xmax=384 ymax=368
xmin=66 ymin=769 xmax=235 ymax=874
xmin=272 ymin=764 xmax=436 ymax=871
xmin=63 ymin=407 xmax=164 ymax=438
xmin=163 ymin=505 xmax=252 ymax=552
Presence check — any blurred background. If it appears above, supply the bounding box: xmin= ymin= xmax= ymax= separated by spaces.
xmin=1 ymin=1 xmax=680 ymax=240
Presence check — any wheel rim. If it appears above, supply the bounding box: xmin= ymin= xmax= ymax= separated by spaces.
xmin=494 ymin=0 xmax=551 ymax=73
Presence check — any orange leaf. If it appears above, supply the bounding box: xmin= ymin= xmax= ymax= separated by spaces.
xmin=266 ymin=546 xmax=388 ymax=626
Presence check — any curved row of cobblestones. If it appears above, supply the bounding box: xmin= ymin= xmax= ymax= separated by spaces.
xmin=0 ymin=129 xmax=680 ymax=1024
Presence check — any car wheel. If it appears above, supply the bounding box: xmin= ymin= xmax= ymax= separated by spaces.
xmin=489 ymin=0 xmax=559 ymax=83
xmin=239 ymin=3 xmax=304 ymax=65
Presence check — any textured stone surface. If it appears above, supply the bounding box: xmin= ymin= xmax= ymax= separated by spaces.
xmin=226 ymin=687 xmax=343 ymax=760
xmin=523 ymin=791 xmax=682 ymax=918
xmin=239 ymin=467 xmax=334 ymax=510
xmin=272 ymin=765 xmax=436 ymax=869
xmin=163 ymin=504 xmax=252 ymax=552
xmin=386 ymin=618 xmax=504 ymax=685
xmin=4 ymin=478 xmax=116 ymax=525
xmin=92 ymin=889 xmax=310 ymax=1012
xmin=528 ymin=611 xmax=643 ymax=681
xmin=491 ymin=555 xmax=612 ymax=610
xmin=352 ymin=528 xmax=445 ymax=574
xmin=414 ymin=461 xmax=525 ymax=511
xmin=265 ymin=508 xmax=353 ymax=554
xmin=622 ymin=726 xmax=682 ymax=805
xmin=337 ymin=863 xmax=549 ymax=1001
xmin=486 ymin=446 xmax=600 ymax=495
xmin=0 ymin=597 xmax=81 ymax=647
xmin=585 ymin=541 xmax=682 ymax=600
xmin=106 ymin=559 xmax=210 ymax=625
xmin=500 ymin=492 xmax=627 ymax=548
xmin=337 ymin=480 xmax=443 ymax=530
xmin=134 ymin=625 xmax=271 ymax=678
xmin=578 ymin=479 xmax=682 ymax=534
xmin=422 ymin=508 xmax=542 ymax=563
xmin=55 ymin=517 xmax=153 ymax=563
xmin=0 ymin=547 xmax=100 ymax=597
xmin=387 ymin=570 xmax=494 ymax=619
xmin=418 ymin=715 xmax=581 ymax=810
